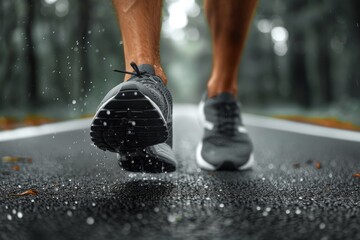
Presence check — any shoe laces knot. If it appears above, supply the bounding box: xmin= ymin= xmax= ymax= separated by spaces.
xmin=113 ymin=62 xmax=146 ymax=78
xmin=215 ymin=102 xmax=239 ymax=136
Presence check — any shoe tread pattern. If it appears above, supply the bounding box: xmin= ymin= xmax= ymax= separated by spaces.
xmin=90 ymin=84 xmax=168 ymax=152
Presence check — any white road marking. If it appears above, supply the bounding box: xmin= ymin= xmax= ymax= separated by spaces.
xmin=0 ymin=104 xmax=360 ymax=143
xmin=243 ymin=113 xmax=360 ymax=143
xmin=0 ymin=118 xmax=92 ymax=141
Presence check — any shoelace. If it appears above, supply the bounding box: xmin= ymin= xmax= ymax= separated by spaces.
xmin=113 ymin=62 xmax=146 ymax=77
xmin=215 ymin=101 xmax=239 ymax=136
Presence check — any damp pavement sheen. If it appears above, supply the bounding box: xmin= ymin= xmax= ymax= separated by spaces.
xmin=1 ymin=106 xmax=360 ymax=240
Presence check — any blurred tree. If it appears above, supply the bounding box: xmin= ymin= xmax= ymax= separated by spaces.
xmin=0 ymin=0 xmax=359 ymax=121
xmin=0 ymin=1 xmax=17 ymax=107
xmin=25 ymin=0 xmax=38 ymax=105
xmin=78 ymin=0 xmax=91 ymax=96
xmin=286 ymin=0 xmax=311 ymax=107
xmin=347 ymin=0 xmax=360 ymax=99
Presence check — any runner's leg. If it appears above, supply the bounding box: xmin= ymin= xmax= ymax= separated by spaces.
xmin=112 ymin=0 xmax=167 ymax=83
xmin=204 ymin=0 xmax=258 ymax=97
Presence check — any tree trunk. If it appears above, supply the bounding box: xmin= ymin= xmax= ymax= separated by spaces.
xmin=287 ymin=0 xmax=311 ymax=107
xmin=317 ymin=28 xmax=332 ymax=104
xmin=25 ymin=0 xmax=38 ymax=106
xmin=78 ymin=0 xmax=91 ymax=96
xmin=289 ymin=31 xmax=311 ymax=107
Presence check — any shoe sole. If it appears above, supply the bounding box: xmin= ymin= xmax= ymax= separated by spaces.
xmin=117 ymin=144 xmax=176 ymax=173
xmin=90 ymin=83 xmax=168 ymax=153
xmin=196 ymin=100 xmax=255 ymax=171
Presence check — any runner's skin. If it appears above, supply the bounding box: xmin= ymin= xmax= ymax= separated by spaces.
xmin=112 ymin=0 xmax=258 ymax=97
xmin=112 ymin=0 xmax=167 ymax=83
xmin=205 ymin=0 xmax=258 ymax=98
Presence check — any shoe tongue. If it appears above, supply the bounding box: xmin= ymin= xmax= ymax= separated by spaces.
xmin=138 ymin=64 xmax=155 ymax=75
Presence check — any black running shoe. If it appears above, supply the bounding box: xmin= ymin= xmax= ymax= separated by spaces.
xmin=90 ymin=62 xmax=176 ymax=173
xmin=196 ymin=92 xmax=254 ymax=171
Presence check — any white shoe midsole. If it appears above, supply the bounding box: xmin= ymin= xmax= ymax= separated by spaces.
xmin=195 ymin=142 xmax=255 ymax=171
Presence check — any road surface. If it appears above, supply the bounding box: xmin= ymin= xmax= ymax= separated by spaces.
xmin=1 ymin=105 xmax=360 ymax=240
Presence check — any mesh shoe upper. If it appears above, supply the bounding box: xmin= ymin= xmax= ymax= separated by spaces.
xmin=127 ymin=65 xmax=173 ymax=147
xmin=199 ymin=92 xmax=253 ymax=169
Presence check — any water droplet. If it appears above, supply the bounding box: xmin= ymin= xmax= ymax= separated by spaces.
xmin=134 ymin=92 xmax=138 ymax=96
xmin=219 ymin=203 xmax=224 ymax=208
xmin=224 ymin=218 xmax=233 ymax=226
xmin=256 ymin=206 xmax=261 ymax=211
xmin=167 ymin=214 xmax=178 ymax=223
xmin=17 ymin=212 xmax=23 ymax=218
xmin=7 ymin=214 xmax=12 ymax=221
xmin=86 ymin=217 xmax=95 ymax=225
xmin=319 ymin=223 xmax=326 ymax=230
xmin=265 ymin=207 xmax=271 ymax=212
xmin=67 ymin=210 xmax=73 ymax=217
xmin=285 ymin=209 xmax=290 ymax=214
xmin=106 ymin=110 xmax=111 ymax=115
xmin=295 ymin=209 xmax=301 ymax=215
xmin=103 ymin=122 xmax=107 ymax=126
xmin=92 ymin=202 xmax=96 ymax=207
xmin=72 ymin=100 xmax=76 ymax=104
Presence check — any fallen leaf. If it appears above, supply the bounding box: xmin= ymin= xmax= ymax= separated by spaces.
xmin=353 ymin=173 xmax=360 ymax=178
xmin=293 ymin=163 xmax=301 ymax=169
xmin=12 ymin=165 xmax=20 ymax=171
xmin=315 ymin=162 xmax=321 ymax=169
xmin=2 ymin=156 xmax=17 ymax=162
xmin=2 ymin=156 xmax=32 ymax=163
xmin=306 ymin=159 xmax=313 ymax=165
xmin=13 ymin=189 xmax=38 ymax=197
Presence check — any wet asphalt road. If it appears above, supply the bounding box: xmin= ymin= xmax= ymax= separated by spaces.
xmin=1 ymin=106 xmax=360 ymax=240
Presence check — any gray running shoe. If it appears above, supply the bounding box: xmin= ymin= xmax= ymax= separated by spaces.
xmin=90 ymin=62 xmax=176 ymax=173
xmin=196 ymin=92 xmax=254 ymax=170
